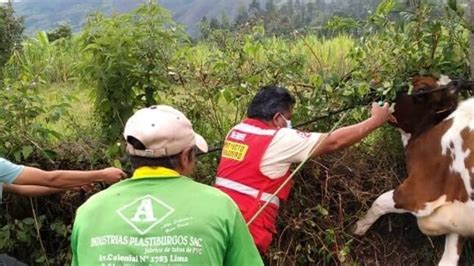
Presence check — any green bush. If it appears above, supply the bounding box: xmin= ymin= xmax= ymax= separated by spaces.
xmin=78 ymin=3 xmax=188 ymax=143
xmin=347 ymin=0 xmax=469 ymax=101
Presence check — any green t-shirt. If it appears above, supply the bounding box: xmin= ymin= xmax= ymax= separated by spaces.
xmin=71 ymin=175 xmax=263 ymax=266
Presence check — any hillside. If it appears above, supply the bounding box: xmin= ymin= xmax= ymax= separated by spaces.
xmin=159 ymin=0 xmax=253 ymax=34
xmin=9 ymin=0 xmax=463 ymax=37
xmin=12 ymin=0 xmax=387 ymax=37
xmin=13 ymin=0 xmax=253 ymax=36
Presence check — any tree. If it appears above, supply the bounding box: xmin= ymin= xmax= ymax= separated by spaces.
xmin=210 ymin=17 xmax=220 ymax=30
xmin=199 ymin=16 xmax=211 ymax=39
xmin=265 ymin=0 xmax=276 ymax=13
xmin=235 ymin=4 xmax=249 ymax=26
xmin=306 ymin=1 xmax=316 ymax=24
xmin=0 ymin=1 xmax=24 ymax=69
xmin=294 ymin=0 xmax=305 ymax=28
xmin=219 ymin=11 xmax=231 ymax=30
xmin=249 ymin=0 xmax=261 ymax=15
xmin=47 ymin=24 xmax=72 ymax=42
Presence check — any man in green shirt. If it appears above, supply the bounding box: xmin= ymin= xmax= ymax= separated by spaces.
xmin=72 ymin=105 xmax=263 ymax=265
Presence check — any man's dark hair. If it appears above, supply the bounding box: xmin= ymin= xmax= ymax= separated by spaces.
xmin=247 ymin=85 xmax=295 ymax=120
xmin=129 ymin=155 xmax=181 ymax=170
xmin=127 ymin=136 xmax=195 ymax=170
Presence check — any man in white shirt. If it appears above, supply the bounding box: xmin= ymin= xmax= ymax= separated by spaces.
xmin=215 ymin=85 xmax=391 ymax=253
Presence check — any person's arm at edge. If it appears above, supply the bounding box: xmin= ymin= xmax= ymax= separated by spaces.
xmin=12 ymin=166 xmax=126 ymax=188
xmin=3 ymin=184 xmax=65 ymax=197
xmin=223 ymin=209 xmax=264 ymax=266
xmin=311 ymin=102 xmax=391 ymax=157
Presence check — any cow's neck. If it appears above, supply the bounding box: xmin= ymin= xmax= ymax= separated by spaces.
xmin=405 ymin=117 xmax=438 ymax=141
xmin=403 ymin=110 xmax=454 ymax=144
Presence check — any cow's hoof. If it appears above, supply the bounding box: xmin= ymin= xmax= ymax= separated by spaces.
xmin=353 ymin=220 xmax=370 ymax=236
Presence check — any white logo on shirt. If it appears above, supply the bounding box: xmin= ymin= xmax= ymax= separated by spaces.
xmin=131 ymin=198 xmax=159 ymax=222
xmin=229 ymin=131 xmax=247 ymax=141
xmin=117 ymin=194 xmax=175 ymax=235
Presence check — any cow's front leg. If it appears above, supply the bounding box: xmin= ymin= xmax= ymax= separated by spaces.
xmin=354 ymin=190 xmax=407 ymax=235
xmin=438 ymin=233 xmax=463 ymax=266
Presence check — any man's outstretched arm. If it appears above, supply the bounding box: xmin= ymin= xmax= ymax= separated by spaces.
xmin=312 ymin=102 xmax=391 ymax=156
xmin=13 ymin=167 xmax=126 ymax=188
xmin=3 ymin=184 xmax=65 ymax=197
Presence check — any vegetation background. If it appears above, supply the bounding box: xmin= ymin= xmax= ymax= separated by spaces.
xmin=0 ymin=0 xmax=472 ymax=265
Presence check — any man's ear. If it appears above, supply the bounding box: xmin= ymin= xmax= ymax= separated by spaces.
xmin=179 ymin=147 xmax=193 ymax=167
xmin=272 ymin=113 xmax=281 ymax=127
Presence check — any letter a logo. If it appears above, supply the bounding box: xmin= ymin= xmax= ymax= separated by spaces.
xmin=131 ymin=198 xmax=158 ymax=222
xmin=117 ymin=195 xmax=175 ymax=235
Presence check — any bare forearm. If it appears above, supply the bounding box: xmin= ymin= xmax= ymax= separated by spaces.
xmin=14 ymin=167 xmax=101 ymax=188
xmin=312 ymin=102 xmax=390 ymax=156
xmin=329 ymin=117 xmax=381 ymax=149
xmin=3 ymin=184 xmax=65 ymax=197
xmin=313 ymin=117 xmax=382 ymax=156
xmin=45 ymin=170 xmax=102 ymax=188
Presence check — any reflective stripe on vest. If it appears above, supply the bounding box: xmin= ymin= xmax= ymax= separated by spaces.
xmin=232 ymin=123 xmax=277 ymax=136
xmin=215 ymin=177 xmax=280 ymax=207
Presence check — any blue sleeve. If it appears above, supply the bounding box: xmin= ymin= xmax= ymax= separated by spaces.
xmin=0 ymin=158 xmax=24 ymax=184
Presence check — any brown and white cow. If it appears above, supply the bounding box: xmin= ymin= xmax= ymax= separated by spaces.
xmin=354 ymin=75 xmax=474 ymax=265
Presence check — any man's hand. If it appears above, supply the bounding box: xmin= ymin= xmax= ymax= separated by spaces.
xmin=98 ymin=167 xmax=127 ymax=184
xmin=370 ymin=102 xmax=391 ymax=126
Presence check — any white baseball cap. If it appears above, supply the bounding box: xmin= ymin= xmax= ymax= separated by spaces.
xmin=123 ymin=105 xmax=208 ymax=158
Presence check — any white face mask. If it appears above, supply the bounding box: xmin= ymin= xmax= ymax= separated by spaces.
xmin=280 ymin=113 xmax=292 ymax=129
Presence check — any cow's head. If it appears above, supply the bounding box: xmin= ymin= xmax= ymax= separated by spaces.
xmin=389 ymin=75 xmax=470 ymax=137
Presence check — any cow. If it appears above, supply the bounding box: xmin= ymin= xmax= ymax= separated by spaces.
xmin=353 ymin=75 xmax=474 ymax=266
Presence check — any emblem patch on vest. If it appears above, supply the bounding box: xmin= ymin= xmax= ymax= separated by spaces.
xmin=229 ymin=131 xmax=247 ymax=141
xmin=222 ymin=140 xmax=249 ymax=161
xmin=116 ymin=194 xmax=175 ymax=235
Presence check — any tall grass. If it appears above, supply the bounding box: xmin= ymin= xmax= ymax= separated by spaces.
xmin=294 ymin=34 xmax=354 ymax=77
xmin=3 ymin=32 xmax=81 ymax=85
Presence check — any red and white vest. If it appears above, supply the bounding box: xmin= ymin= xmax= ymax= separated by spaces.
xmin=215 ymin=118 xmax=292 ymax=207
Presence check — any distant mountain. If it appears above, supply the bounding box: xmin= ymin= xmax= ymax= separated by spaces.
xmin=159 ymin=0 xmax=253 ymax=33
xmin=12 ymin=0 xmax=253 ymax=36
